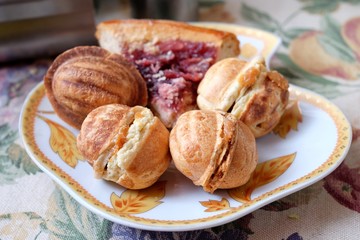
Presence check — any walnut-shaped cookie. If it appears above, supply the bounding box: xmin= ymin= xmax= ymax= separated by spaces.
xmin=44 ymin=46 xmax=147 ymax=129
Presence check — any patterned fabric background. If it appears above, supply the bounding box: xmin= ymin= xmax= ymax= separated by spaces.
xmin=1 ymin=0 xmax=360 ymax=239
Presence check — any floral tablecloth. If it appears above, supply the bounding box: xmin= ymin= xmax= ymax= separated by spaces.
xmin=1 ymin=0 xmax=360 ymax=239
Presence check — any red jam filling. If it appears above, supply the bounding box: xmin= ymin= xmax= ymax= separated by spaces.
xmin=123 ymin=40 xmax=217 ymax=112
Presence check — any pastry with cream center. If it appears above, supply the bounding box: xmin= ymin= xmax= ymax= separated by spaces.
xmin=169 ymin=110 xmax=258 ymax=193
xmin=77 ymin=104 xmax=170 ymax=189
xmin=197 ymin=57 xmax=289 ymax=138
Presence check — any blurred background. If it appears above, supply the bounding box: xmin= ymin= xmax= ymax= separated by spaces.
xmin=0 ymin=0 xmax=96 ymax=62
xmin=0 ymin=0 xmax=227 ymax=63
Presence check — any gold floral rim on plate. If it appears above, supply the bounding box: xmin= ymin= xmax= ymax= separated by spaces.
xmin=20 ymin=82 xmax=351 ymax=231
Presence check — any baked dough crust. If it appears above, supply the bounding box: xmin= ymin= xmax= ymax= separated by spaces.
xmin=95 ymin=19 xmax=240 ymax=61
xmin=197 ymin=57 xmax=289 ymax=137
xmin=169 ymin=110 xmax=257 ymax=193
xmin=95 ymin=19 xmax=240 ymax=129
xmin=77 ymin=104 xmax=170 ymax=189
xmin=44 ymin=46 xmax=147 ymax=129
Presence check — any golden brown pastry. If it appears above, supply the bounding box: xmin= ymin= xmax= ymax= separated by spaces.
xmin=77 ymin=104 xmax=170 ymax=189
xmin=197 ymin=57 xmax=289 ymax=138
xmin=44 ymin=46 xmax=148 ymax=129
xmin=95 ymin=19 xmax=240 ymax=128
xmin=95 ymin=19 xmax=240 ymax=62
xmin=169 ymin=110 xmax=258 ymax=193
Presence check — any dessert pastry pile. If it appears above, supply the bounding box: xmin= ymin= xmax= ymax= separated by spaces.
xmin=44 ymin=19 xmax=290 ymax=192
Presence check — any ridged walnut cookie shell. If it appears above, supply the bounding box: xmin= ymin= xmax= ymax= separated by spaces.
xmin=44 ymin=46 xmax=148 ymax=129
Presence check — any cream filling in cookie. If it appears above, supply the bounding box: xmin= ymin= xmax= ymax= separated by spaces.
xmin=231 ymin=63 xmax=267 ymax=118
xmin=94 ymin=107 xmax=155 ymax=183
xmin=195 ymin=112 xmax=237 ymax=193
xmin=114 ymin=107 xmax=155 ymax=170
xmin=216 ymin=56 xmax=266 ymax=112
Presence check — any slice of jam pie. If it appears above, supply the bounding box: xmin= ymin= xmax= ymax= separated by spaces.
xmin=96 ymin=19 xmax=240 ymax=128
